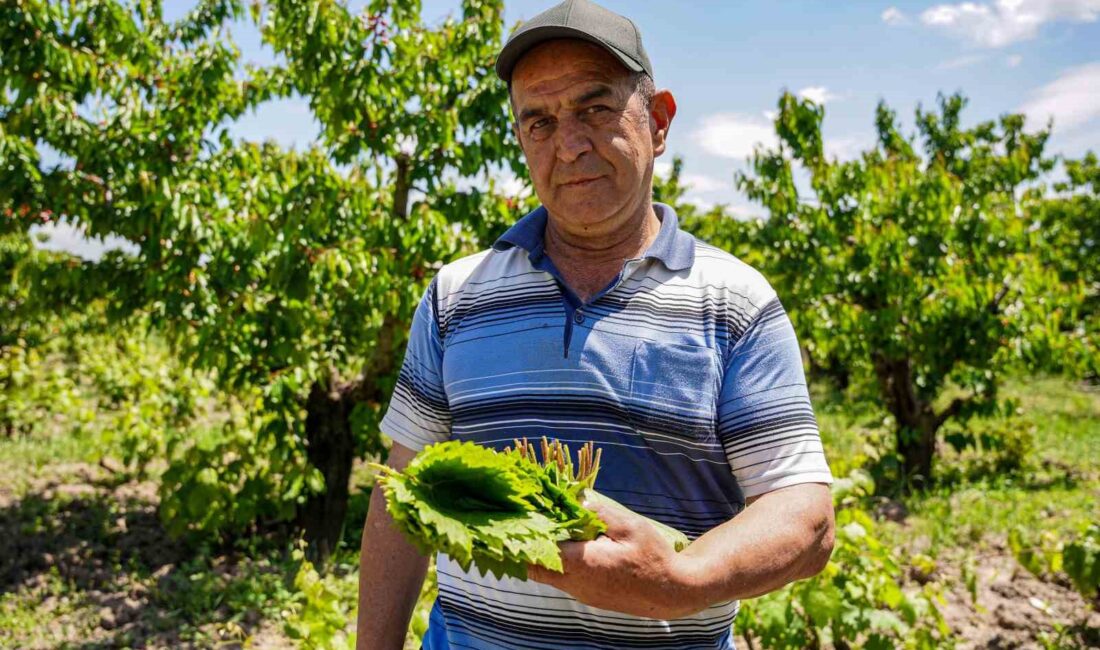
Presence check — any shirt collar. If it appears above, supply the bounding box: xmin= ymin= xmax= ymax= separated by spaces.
xmin=491 ymin=202 xmax=695 ymax=272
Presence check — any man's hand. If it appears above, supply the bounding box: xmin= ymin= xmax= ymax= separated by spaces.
xmin=527 ymin=483 xmax=834 ymax=621
xmin=527 ymin=498 xmax=704 ymax=619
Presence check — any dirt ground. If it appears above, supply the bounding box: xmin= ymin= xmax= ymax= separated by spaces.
xmin=0 ymin=461 xmax=293 ymax=649
xmin=2 ymin=461 xmax=1097 ymax=649
xmin=935 ymin=544 xmax=1100 ymax=649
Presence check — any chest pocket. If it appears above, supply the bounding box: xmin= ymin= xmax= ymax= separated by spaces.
xmin=628 ymin=339 xmax=720 ymax=440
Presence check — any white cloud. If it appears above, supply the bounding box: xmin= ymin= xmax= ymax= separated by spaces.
xmin=825 ymin=136 xmax=871 ymax=161
xmin=681 ymin=173 xmax=727 ymax=193
xmin=1006 ymin=54 xmax=1023 ymax=66
xmin=651 ymin=160 xmax=730 ymax=193
xmin=678 ymin=192 xmax=769 ymax=220
xmin=686 ymin=197 xmax=716 ymax=211
xmin=882 ymin=7 xmax=908 ymax=25
xmin=692 ymin=113 xmax=777 ymax=160
xmin=30 ymin=221 xmax=139 ymax=262
xmin=797 ymin=86 xmax=840 ymax=105
xmin=1020 ymin=62 xmax=1100 ymax=131
xmin=937 ymin=53 xmax=989 ymax=69
xmin=919 ymin=0 xmax=1100 ymax=48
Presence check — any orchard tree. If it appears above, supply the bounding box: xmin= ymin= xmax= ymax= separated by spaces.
xmin=736 ymin=92 xmax=1075 ymax=489
xmin=0 ymin=0 xmax=525 ymax=558
xmin=1029 ymin=152 xmax=1099 ymax=378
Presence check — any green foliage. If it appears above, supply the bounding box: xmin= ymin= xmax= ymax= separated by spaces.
xmin=1 ymin=327 xmax=87 ymax=440
xmin=0 ymin=230 xmax=97 ymax=438
xmin=737 ymin=471 xmax=953 ymax=649
xmin=153 ymin=544 xmax=298 ymax=642
xmin=733 ymin=91 xmax=1080 ymax=488
xmin=285 ymin=545 xmax=358 ymax=649
xmin=73 ymin=320 xmax=215 ymax=475
xmin=375 ymin=439 xmax=690 ymax=581
xmin=1 ymin=0 xmax=529 ymax=552
xmin=374 ymin=439 xmax=608 ymax=580
xmin=0 ymin=301 xmax=214 ymax=481
xmin=1028 ymin=152 xmax=1100 ymax=378
xmin=1010 ymin=527 xmax=1065 ymax=578
xmin=0 ymin=568 xmax=90 ymax=647
xmin=157 ymin=397 xmax=313 ymax=539
xmin=1011 ymin=525 xmax=1100 ymax=609
xmin=938 ymin=412 xmax=1037 ymax=484
xmin=1064 ymin=526 xmax=1100 ymax=608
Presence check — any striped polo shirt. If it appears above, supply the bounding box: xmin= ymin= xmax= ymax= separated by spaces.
xmin=380 ymin=202 xmax=833 ymax=650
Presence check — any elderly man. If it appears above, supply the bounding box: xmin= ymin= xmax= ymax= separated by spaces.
xmin=358 ymin=1 xmax=835 ymax=648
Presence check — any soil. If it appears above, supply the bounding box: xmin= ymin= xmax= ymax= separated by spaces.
xmin=932 ymin=541 xmax=1100 ymax=649
xmin=0 ymin=461 xmax=294 ymax=649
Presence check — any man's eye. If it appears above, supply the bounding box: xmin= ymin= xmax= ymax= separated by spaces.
xmin=585 ymin=105 xmax=609 ymax=115
xmin=531 ymin=118 xmax=551 ymax=131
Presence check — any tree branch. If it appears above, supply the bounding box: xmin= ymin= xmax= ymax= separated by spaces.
xmin=989 ymin=278 xmax=1013 ymax=315
xmin=393 ymin=153 xmax=411 ymax=220
xmin=934 ymin=396 xmax=968 ymax=430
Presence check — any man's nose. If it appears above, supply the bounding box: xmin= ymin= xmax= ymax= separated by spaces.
xmin=554 ymin=117 xmax=593 ymax=164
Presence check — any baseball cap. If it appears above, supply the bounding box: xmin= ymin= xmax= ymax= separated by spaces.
xmin=494 ymin=0 xmax=654 ymax=84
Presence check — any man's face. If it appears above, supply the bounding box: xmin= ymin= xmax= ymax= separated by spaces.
xmin=510 ymin=40 xmax=665 ymax=230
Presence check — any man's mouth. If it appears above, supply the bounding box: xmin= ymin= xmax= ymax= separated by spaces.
xmin=561 ymin=176 xmax=603 ymax=188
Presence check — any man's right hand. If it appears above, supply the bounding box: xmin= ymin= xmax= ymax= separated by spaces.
xmin=356 ymin=442 xmax=429 ymax=650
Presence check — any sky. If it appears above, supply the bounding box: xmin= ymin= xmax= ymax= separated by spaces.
xmin=33 ymin=0 xmax=1100 ymax=259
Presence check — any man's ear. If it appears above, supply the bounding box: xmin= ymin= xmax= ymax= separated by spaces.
xmin=649 ymin=90 xmax=677 ymax=157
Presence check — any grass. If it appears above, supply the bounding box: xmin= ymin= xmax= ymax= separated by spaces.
xmin=1015 ymin=376 xmax=1100 ymax=469
xmin=898 ymin=376 xmax=1098 ymax=556
xmin=814 ymin=375 xmax=1100 ymax=557
xmin=0 ymin=431 xmax=100 ymax=502
xmin=0 ymin=568 xmax=99 ymax=648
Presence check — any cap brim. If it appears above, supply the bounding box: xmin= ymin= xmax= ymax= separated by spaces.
xmin=495 ymin=25 xmax=645 ymax=82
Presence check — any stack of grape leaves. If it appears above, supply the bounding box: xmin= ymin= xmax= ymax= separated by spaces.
xmin=372 ymin=438 xmax=688 ymax=580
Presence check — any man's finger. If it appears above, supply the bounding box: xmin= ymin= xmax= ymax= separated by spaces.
xmin=584 ymin=498 xmax=639 ymax=540
xmin=558 ymin=539 xmax=590 ymax=569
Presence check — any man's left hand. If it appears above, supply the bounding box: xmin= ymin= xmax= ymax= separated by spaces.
xmin=527 ymin=499 xmax=703 ymax=619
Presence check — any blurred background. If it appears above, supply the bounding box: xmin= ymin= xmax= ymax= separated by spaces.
xmin=1 ymin=1 xmax=1097 ymax=648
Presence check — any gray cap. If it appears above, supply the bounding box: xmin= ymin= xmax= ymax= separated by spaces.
xmin=495 ymin=0 xmax=653 ymax=83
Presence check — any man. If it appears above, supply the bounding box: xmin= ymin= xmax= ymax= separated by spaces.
xmin=358 ymin=1 xmax=835 ymax=648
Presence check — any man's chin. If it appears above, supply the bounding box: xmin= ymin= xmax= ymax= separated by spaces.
xmin=550 ymin=190 xmax=622 ymax=216
xmin=546 ymin=208 xmax=623 ymax=235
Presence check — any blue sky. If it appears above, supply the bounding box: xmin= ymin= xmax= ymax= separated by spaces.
xmin=35 ymin=0 xmax=1100 ymax=257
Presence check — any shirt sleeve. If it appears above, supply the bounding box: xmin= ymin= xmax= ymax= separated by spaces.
xmin=379 ymin=277 xmax=451 ymax=451
xmin=717 ymin=297 xmax=833 ymax=499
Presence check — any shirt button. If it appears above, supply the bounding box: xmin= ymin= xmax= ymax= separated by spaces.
xmin=573 ymin=311 xmax=585 ymax=324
